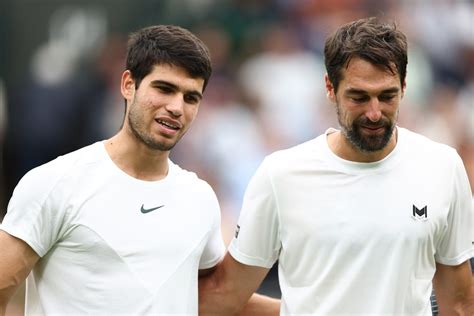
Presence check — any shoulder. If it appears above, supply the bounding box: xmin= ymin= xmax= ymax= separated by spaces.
xmin=12 ymin=142 xmax=104 ymax=200
xmin=399 ymin=127 xmax=459 ymax=162
xmin=263 ymin=135 xmax=325 ymax=172
xmin=169 ymin=161 xmax=217 ymax=198
xmin=169 ymin=162 xmax=221 ymax=222
xmin=398 ymin=127 xmax=465 ymax=183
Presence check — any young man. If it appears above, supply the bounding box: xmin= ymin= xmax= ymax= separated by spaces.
xmin=0 ymin=25 xmax=225 ymax=315
xmin=199 ymin=17 xmax=473 ymax=315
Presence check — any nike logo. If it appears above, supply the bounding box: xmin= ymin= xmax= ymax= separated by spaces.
xmin=140 ymin=204 xmax=165 ymax=214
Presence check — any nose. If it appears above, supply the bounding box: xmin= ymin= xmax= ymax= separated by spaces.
xmin=165 ymin=95 xmax=184 ymax=117
xmin=365 ymin=98 xmax=382 ymax=122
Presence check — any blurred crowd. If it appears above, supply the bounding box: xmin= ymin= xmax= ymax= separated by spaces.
xmin=0 ymin=0 xmax=473 ymax=254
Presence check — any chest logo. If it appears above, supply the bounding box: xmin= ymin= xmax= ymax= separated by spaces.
xmin=140 ymin=204 xmax=165 ymax=214
xmin=412 ymin=205 xmax=428 ymax=221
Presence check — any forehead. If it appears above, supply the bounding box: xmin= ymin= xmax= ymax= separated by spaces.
xmin=143 ymin=64 xmax=205 ymax=92
xmin=340 ymin=57 xmax=401 ymax=93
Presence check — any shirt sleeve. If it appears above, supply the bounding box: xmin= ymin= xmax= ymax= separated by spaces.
xmin=228 ymin=158 xmax=280 ymax=268
xmin=435 ymin=153 xmax=474 ymax=265
xmin=0 ymin=162 xmax=68 ymax=257
xmin=199 ymin=184 xmax=225 ymax=269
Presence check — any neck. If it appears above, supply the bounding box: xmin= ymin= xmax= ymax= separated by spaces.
xmin=105 ymin=130 xmax=170 ymax=181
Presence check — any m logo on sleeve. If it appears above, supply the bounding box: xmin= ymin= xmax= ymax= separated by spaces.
xmin=412 ymin=205 xmax=428 ymax=221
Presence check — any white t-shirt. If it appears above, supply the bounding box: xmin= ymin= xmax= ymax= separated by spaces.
xmin=229 ymin=127 xmax=473 ymax=315
xmin=1 ymin=142 xmax=225 ymax=315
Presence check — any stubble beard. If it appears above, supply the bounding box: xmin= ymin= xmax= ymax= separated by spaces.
xmin=336 ymin=103 xmax=396 ymax=153
xmin=127 ymin=101 xmax=179 ymax=152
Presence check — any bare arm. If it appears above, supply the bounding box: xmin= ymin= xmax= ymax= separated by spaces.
xmin=433 ymin=260 xmax=474 ymax=315
xmin=0 ymin=230 xmax=39 ymax=315
xmin=238 ymin=293 xmax=280 ymax=316
xmin=199 ymin=266 xmax=217 ymax=278
xmin=199 ymin=253 xmax=280 ymax=315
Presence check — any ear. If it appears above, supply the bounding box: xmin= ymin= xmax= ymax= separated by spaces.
xmin=324 ymin=74 xmax=336 ymax=103
xmin=121 ymin=70 xmax=135 ymax=101
xmin=401 ymin=79 xmax=407 ymax=98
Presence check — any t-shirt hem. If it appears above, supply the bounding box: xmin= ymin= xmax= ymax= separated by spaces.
xmin=0 ymin=225 xmax=46 ymax=257
xmin=199 ymin=254 xmax=224 ymax=269
xmin=228 ymin=242 xmax=275 ymax=268
xmin=435 ymin=248 xmax=474 ymax=266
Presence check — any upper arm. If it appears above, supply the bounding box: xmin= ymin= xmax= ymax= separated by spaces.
xmin=436 ymin=153 xmax=473 ymax=265
xmin=198 ymin=265 xmax=217 ymax=278
xmin=199 ymin=159 xmax=280 ymax=314
xmin=220 ymin=252 xmax=271 ymax=300
xmin=229 ymin=159 xmax=281 ymax=268
xmin=198 ymin=183 xmax=226 ymax=270
xmin=433 ymin=260 xmax=474 ymax=314
xmin=0 ymin=230 xmax=39 ymax=308
xmin=199 ymin=252 xmax=271 ymax=314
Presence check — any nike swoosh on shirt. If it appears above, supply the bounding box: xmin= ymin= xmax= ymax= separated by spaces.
xmin=140 ymin=204 xmax=165 ymax=214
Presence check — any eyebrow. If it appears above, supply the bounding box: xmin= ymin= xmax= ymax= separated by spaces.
xmin=345 ymin=87 xmax=400 ymax=95
xmin=150 ymin=80 xmax=203 ymax=100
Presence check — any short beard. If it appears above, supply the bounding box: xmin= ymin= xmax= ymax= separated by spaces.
xmin=128 ymin=103 xmax=177 ymax=152
xmin=337 ymin=106 xmax=396 ymax=153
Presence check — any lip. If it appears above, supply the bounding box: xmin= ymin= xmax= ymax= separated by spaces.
xmin=360 ymin=125 xmax=385 ymax=134
xmin=154 ymin=117 xmax=182 ymax=135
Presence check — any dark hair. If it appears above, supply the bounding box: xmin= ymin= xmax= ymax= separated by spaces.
xmin=126 ymin=25 xmax=212 ymax=91
xmin=324 ymin=17 xmax=407 ymax=92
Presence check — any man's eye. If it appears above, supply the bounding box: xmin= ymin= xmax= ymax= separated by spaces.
xmin=379 ymin=95 xmax=396 ymax=102
xmin=184 ymin=95 xmax=199 ymax=104
xmin=351 ymin=97 xmax=368 ymax=103
xmin=158 ymin=86 xmax=173 ymax=93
